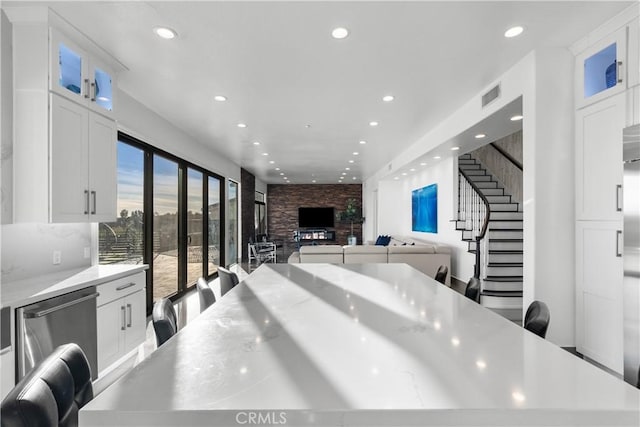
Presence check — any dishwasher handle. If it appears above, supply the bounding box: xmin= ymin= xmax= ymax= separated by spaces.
xmin=24 ymin=292 xmax=99 ymax=319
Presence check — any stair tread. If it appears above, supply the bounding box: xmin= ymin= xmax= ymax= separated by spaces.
xmin=488 ymin=238 xmax=523 ymax=242
xmin=488 ymin=262 xmax=524 ymax=267
xmin=488 ymin=250 xmax=523 ymax=254
xmin=484 ymin=276 xmax=523 ymax=282
xmin=489 ymin=229 xmax=523 ymax=232
xmin=482 ymin=290 xmax=523 ymax=297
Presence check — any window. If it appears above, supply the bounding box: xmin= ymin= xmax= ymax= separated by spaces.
xmin=228 ymin=181 xmax=239 ymax=264
xmin=98 ymin=141 xmax=144 ymax=265
xmin=99 ymin=133 xmax=225 ymax=312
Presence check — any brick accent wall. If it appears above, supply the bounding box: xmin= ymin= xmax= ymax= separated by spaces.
xmin=267 ymin=184 xmax=363 ymax=260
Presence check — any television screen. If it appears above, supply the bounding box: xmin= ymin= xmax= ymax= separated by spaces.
xmin=298 ymin=207 xmax=335 ymax=228
xmin=412 ymin=184 xmax=437 ymax=233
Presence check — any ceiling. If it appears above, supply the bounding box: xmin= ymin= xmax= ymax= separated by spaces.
xmin=5 ymin=1 xmax=632 ymax=184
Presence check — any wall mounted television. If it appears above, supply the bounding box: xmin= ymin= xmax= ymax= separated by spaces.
xmin=298 ymin=207 xmax=335 ymax=228
xmin=412 ymin=184 xmax=438 ymax=233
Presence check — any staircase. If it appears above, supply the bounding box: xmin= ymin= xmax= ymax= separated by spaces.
xmin=456 ymin=154 xmax=523 ymax=321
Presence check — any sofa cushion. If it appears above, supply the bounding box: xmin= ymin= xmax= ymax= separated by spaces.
xmin=299 ymin=245 xmax=344 ymax=263
xmin=387 ymin=245 xmax=436 ymax=254
xmin=300 ymin=245 xmax=344 ymax=254
xmin=343 ymin=245 xmax=388 ymax=263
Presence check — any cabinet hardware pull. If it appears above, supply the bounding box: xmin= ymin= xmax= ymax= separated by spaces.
xmin=91 ymin=191 xmax=97 ymax=215
xmin=127 ymin=304 xmax=132 ymax=328
xmin=616 ymin=230 xmax=623 ymax=257
xmin=617 ymin=61 xmax=623 ymax=84
xmin=84 ymin=79 xmax=90 ymax=99
xmin=84 ymin=190 xmax=90 ymax=214
xmin=616 ymin=185 xmax=622 ymax=212
xmin=121 ymin=306 xmax=126 ymax=331
xmin=90 ymin=82 xmax=96 ymax=102
xmin=116 ymin=282 xmax=137 ymax=291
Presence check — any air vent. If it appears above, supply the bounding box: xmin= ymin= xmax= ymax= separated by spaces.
xmin=482 ymin=84 xmax=501 ymax=108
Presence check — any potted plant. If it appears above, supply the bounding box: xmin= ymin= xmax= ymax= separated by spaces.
xmin=337 ymin=198 xmax=364 ymax=245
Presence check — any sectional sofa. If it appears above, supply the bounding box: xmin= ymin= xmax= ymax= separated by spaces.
xmin=287 ymin=236 xmax=451 ymax=286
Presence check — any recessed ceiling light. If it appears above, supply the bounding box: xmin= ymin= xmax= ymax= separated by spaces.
xmin=420 ymin=162 xmax=427 ymax=166
xmin=154 ymin=27 xmax=177 ymax=39
xmin=504 ymin=26 xmax=524 ymax=38
xmin=433 ymin=156 xmax=441 ymax=159
xmin=312 ymin=180 xmax=317 ymax=183
xmin=402 ymin=172 xmax=407 ymax=176
xmin=510 ymin=115 xmax=523 ymax=121
xmin=280 ymin=173 xmax=284 ymax=176
xmin=331 ymin=27 xmax=349 ymax=39
xmin=345 ymin=167 xmax=350 ymax=171
xmin=410 ymin=168 xmax=415 ymax=172
xmin=348 ymin=160 xmax=355 ymax=163
xmin=353 ymin=152 xmax=359 ymax=156
xmin=382 ymin=95 xmax=395 ymax=102
xmin=253 ymin=141 xmax=260 ymax=145
xmin=451 ymin=147 xmax=460 ymax=151
xmin=275 ymin=168 xmax=280 ymax=171
xmin=475 ymin=133 xmax=486 ymax=139
xmin=342 ymin=172 xmax=347 ymax=176
xmin=305 ymin=124 xmax=311 ymax=128
xmin=269 ymin=160 xmax=275 ymax=164
xmin=214 ymin=95 xmax=227 ymax=102
xmin=237 ymin=123 xmax=247 ymax=128
xmin=352 ymin=177 xmax=357 ymax=180
xmin=369 ymin=121 xmax=379 ymax=127
xmin=359 ymin=140 xmax=367 ymax=145
xmin=262 ymin=152 xmax=269 ymax=156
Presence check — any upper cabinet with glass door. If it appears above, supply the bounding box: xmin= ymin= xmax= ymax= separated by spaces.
xmin=576 ymin=26 xmax=627 ymax=109
xmin=50 ymin=28 xmax=116 ymax=118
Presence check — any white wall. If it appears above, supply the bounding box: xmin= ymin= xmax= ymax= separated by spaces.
xmin=376 ymin=158 xmax=475 ymax=281
xmin=1 ymin=10 xmax=12 ymax=225
xmin=366 ymin=48 xmax=576 ymax=346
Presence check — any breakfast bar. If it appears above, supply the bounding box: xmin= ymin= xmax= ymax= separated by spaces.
xmin=81 ymin=264 xmax=640 ymax=426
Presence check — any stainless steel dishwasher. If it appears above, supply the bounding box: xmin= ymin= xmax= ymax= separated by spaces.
xmin=16 ymin=287 xmax=99 ymax=381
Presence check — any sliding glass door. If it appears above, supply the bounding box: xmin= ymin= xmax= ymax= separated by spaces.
xmin=100 ymin=133 xmax=225 ymax=312
xmin=152 ymin=155 xmax=179 ymax=301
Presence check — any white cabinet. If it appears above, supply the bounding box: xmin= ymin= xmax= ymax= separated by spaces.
xmin=575 ymin=92 xmax=626 ymax=221
xmin=50 ymin=28 xmax=115 ymax=118
xmin=575 ymin=221 xmax=624 ymax=373
xmin=9 ymin=13 xmax=120 ymax=223
xmin=96 ymin=272 xmax=146 ymax=374
xmin=576 ymin=26 xmax=627 ymax=108
xmin=50 ymin=94 xmax=116 ymax=222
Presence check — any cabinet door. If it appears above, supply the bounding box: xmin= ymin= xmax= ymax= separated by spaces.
xmin=88 ymin=58 xmax=115 ymax=118
xmin=576 ymin=93 xmax=625 ymax=221
xmin=50 ymin=94 xmax=90 ymax=223
xmin=123 ymin=289 xmax=146 ymax=354
xmin=97 ymin=299 xmax=126 ymax=373
xmin=576 ymin=27 xmax=627 ymax=108
xmin=576 ymin=221 xmax=624 ymax=374
xmin=88 ymin=112 xmax=117 ymax=222
xmin=50 ymin=28 xmax=88 ymax=104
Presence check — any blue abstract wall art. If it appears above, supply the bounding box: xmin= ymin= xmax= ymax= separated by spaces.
xmin=412 ymin=184 xmax=438 ymax=233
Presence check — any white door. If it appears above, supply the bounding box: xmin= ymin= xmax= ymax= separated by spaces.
xmin=576 ymin=93 xmax=625 ymax=221
xmin=50 ymin=94 xmax=89 ymax=222
xmin=576 ymin=220 xmax=624 ymax=373
xmin=88 ymin=112 xmax=117 ymax=222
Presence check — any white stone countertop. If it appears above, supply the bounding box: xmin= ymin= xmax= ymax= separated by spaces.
xmin=1 ymin=264 xmax=148 ymax=308
xmin=81 ymin=263 xmax=640 ymax=426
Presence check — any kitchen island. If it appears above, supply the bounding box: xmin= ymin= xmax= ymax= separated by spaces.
xmin=81 ymin=263 xmax=640 ymax=426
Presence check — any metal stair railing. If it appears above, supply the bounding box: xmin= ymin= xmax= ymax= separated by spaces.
xmin=458 ymin=168 xmax=491 ymax=278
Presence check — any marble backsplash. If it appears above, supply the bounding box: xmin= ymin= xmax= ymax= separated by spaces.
xmin=1 ymin=223 xmax=92 ymax=284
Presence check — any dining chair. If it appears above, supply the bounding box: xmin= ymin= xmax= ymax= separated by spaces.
xmin=464 ymin=277 xmax=481 ymax=303
xmin=152 ymin=298 xmax=178 ymax=347
xmin=434 ymin=264 xmax=448 ymax=285
xmin=0 ymin=343 xmax=93 ymax=427
xmin=523 ymin=300 xmax=550 ymax=339
xmin=196 ymin=277 xmax=216 ymax=312
xmin=218 ymin=266 xmax=240 ymax=296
